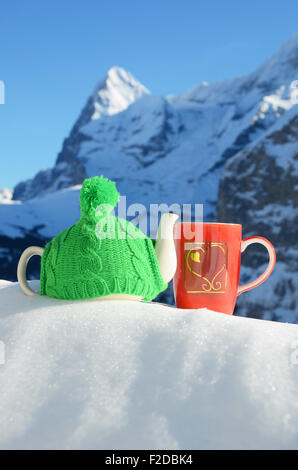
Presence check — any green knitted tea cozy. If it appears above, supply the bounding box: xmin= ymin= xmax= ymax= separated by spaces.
xmin=40 ymin=175 xmax=167 ymax=301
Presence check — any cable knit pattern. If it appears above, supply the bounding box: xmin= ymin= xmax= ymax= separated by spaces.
xmin=40 ymin=176 xmax=167 ymax=301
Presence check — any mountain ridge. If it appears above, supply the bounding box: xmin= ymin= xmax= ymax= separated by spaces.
xmin=12 ymin=33 xmax=298 ymax=205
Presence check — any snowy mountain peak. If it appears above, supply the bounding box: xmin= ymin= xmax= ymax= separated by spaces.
xmin=91 ymin=66 xmax=150 ymax=119
xmin=179 ymin=32 xmax=298 ymax=106
xmin=105 ymin=65 xmax=143 ymax=86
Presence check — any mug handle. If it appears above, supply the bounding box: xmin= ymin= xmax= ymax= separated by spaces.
xmin=237 ymin=236 xmax=276 ymax=296
xmin=17 ymin=246 xmax=44 ymax=296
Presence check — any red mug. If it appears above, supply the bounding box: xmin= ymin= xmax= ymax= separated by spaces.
xmin=173 ymin=223 xmax=276 ymax=314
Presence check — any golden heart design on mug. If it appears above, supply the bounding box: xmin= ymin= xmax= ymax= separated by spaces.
xmin=184 ymin=242 xmax=228 ymax=293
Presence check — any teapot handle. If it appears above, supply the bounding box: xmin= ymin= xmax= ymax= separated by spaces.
xmin=17 ymin=246 xmax=44 ymax=296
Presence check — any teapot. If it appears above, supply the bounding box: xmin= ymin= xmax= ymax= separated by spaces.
xmin=17 ymin=176 xmax=179 ymax=302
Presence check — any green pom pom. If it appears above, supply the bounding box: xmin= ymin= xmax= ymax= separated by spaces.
xmin=80 ymin=176 xmax=120 ymax=219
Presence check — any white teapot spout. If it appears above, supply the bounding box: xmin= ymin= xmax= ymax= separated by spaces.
xmin=155 ymin=213 xmax=179 ymax=284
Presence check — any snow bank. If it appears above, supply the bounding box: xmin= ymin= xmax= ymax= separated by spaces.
xmin=0 ymin=280 xmax=298 ymax=450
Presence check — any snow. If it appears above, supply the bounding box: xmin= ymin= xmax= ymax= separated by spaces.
xmin=90 ymin=66 xmax=149 ymax=120
xmin=0 ymin=280 xmax=298 ymax=450
xmin=179 ymin=31 xmax=298 ymax=107
xmin=0 ymin=185 xmax=81 ymax=238
xmin=0 ymin=188 xmax=13 ymax=204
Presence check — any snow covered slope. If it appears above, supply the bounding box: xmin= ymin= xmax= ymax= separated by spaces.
xmin=0 ymin=186 xmax=81 ymax=280
xmin=0 ymin=280 xmax=298 ymax=450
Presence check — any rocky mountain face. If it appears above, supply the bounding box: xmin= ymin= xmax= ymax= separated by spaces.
xmin=1 ymin=33 xmax=298 ymax=322
xmin=217 ymin=106 xmax=298 ymax=322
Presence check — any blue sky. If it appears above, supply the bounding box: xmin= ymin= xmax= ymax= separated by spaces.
xmin=0 ymin=0 xmax=297 ymax=190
